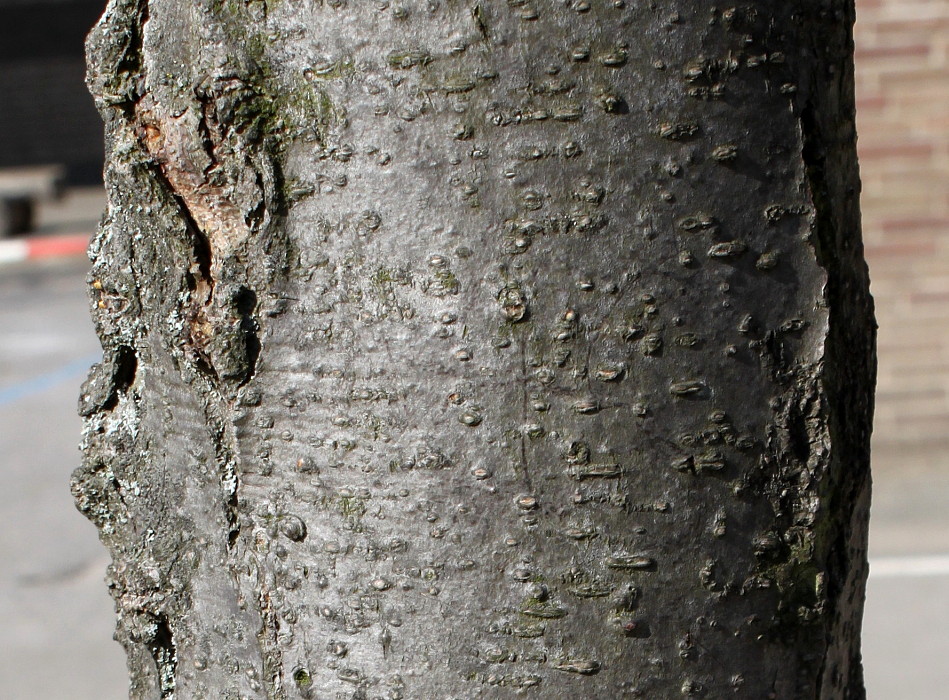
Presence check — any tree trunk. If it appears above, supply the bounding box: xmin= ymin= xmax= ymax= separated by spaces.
xmin=74 ymin=0 xmax=874 ymax=697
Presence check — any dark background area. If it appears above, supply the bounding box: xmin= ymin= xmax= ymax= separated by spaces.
xmin=0 ymin=0 xmax=105 ymax=184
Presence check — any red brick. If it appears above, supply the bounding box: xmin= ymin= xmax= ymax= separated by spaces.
xmin=873 ymin=17 xmax=949 ymax=36
xmin=911 ymin=291 xmax=949 ymax=304
xmin=891 ymin=360 xmax=949 ymax=378
xmin=856 ymin=94 xmax=887 ymax=111
xmin=855 ymin=43 xmax=931 ymax=59
xmin=876 ymin=387 xmax=946 ymax=401
xmin=881 ymin=217 xmax=949 ymax=233
xmin=881 ymin=69 xmax=949 ymax=94
xmin=875 ymin=331 xmax=942 ymax=349
xmin=865 ymin=241 xmax=937 ymax=256
xmin=893 ymin=414 xmax=949 ymax=432
xmin=858 ymin=142 xmax=933 ymax=159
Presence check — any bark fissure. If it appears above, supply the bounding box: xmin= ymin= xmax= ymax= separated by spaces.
xmin=147 ymin=613 xmax=178 ymax=699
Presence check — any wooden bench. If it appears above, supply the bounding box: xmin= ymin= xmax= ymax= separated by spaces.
xmin=0 ymin=165 xmax=65 ymax=238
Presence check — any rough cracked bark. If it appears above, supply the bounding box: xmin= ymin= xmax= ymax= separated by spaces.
xmin=73 ymin=1 xmax=875 ymax=698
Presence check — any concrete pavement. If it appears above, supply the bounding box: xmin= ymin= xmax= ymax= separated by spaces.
xmin=0 ymin=255 xmax=127 ymax=699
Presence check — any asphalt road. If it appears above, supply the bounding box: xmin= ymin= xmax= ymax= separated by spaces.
xmin=0 ymin=254 xmax=947 ymax=699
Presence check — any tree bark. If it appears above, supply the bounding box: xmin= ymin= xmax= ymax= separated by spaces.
xmin=74 ymin=0 xmax=875 ymax=698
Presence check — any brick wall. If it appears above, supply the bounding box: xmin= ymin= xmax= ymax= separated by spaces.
xmin=855 ymin=0 xmax=949 ymax=465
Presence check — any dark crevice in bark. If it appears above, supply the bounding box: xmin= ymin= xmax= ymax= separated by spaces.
xmin=224 ymin=498 xmax=240 ymax=550
xmin=147 ymin=613 xmax=177 ymax=699
xmin=184 ymin=208 xmax=214 ymax=298
xmin=145 ymin=156 xmax=215 ymax=300
xmin=142 ymin=161 xmax=223 ymax=381
xmin=757 ymin=377 xmax=829 ymax=629
xmin=259 ymin=601 xmax=284 ymax=698
xmin=189 ymin=344 xmax=220 ymax=382
xmin=206 ymin=407 xmax=241 ymax=552
xmin=195 ymin=94 xmax=219 ymax=180
xmin=799 ymin=102 xmax=833 ymax=267
xmin=245 ymin=168 xmax=271 ymax=233
xmin=759 ymin=330 xmax=792 ymax=381
xmin=234 ymin=285 xmax=261 ymax=386
xmin=114 ymin=344 xmax=138 ymax=393
xmin=80 ymin=343 xmax=139 ymax=416
xmin=109 ymin=0 xmax=149 ymax=116
xmin=787 ymin=391 xmax=817 ymax=473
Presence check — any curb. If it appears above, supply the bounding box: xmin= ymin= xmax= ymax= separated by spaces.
xmin=0 ymin=233 xmax=90 ymax=265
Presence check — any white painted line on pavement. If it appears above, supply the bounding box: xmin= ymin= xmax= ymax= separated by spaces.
xmin=0 ymin=233 xmax=90 ymax=266
xmin=0 ymin=239 xmax=29 ymax=264
xmin=870 ymin=554 xmax=949 ymax=578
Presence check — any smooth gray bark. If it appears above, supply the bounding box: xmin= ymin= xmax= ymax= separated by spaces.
xmin=74 ymin=1 xmax=874 ymax=698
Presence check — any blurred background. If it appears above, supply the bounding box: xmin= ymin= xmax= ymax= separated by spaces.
xmin=0 ymin=0 xmax=946 ymax=697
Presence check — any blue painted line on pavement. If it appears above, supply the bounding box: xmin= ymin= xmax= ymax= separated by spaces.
xmin=0 ymin=352 xmax=101 ymax=407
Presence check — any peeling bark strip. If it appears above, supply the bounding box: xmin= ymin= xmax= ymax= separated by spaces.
xmin=75 ymin=1 xmax=874 ymax=698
